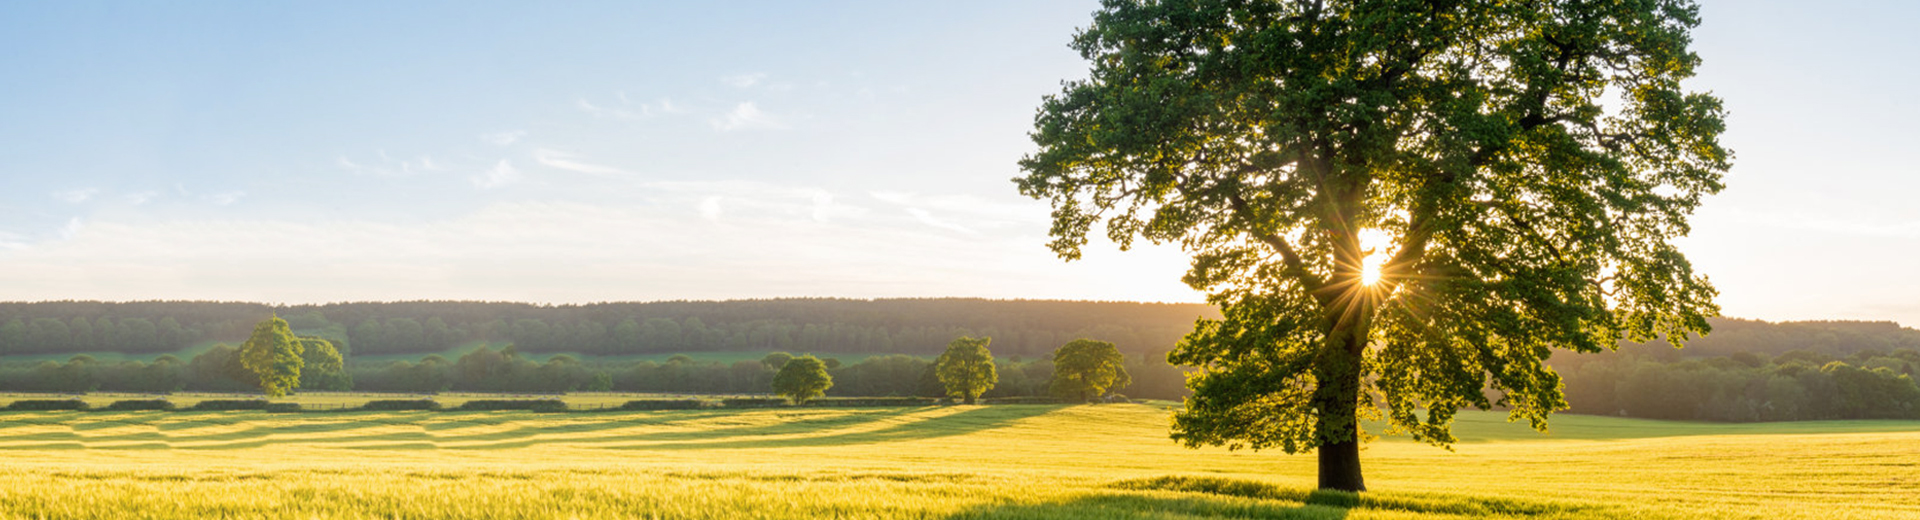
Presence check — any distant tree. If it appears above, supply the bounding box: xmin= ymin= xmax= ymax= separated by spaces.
xmin=146 ymin=354 xmax=185 ymax=393
xmin=761 ymin=352 xmax=795 ymax=370
xmin=0 ymin=319 xmax=22 ymax=355
xmin=69 ymin=317 xmax=94 ymax=349
xmin=184 ymin=344 xmax=251 ymax=391
xmin=29 ymin=318 xmax=71 ymax=351
xmin=1049 ymin=339 xmax=1130 ymax=403
xmin=117 ymin=318 xmax=157 ymax=351
xmin=613 ymin=318 xmax=642 ymax=352
xmin=937 ymin=336 xmax=998 ymax=404
xmin=298 ymin=336 xmax=351 ymax=391
xmin=1019 ymin=0 xmax=1729 ymax=491
xmin=56 ymin=354 xmax=98 ymax=392
xmin=772 ymin=355 xmax=833 ymax=404
xmin=586 ymin=371 xmax=614 ymax=392
xmin=239 ymin=315 xmax=305 ymax=397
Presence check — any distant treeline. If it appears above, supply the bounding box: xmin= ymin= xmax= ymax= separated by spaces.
xmin=5 ymin=300 xmax=1920 ymax=421
xmin=0 ymin=345 xmax=1191 ymax=400
xmin=0 ymin=299 xmax=1214 ymax=357
xmin=1557 ymin=345 xmax=1920 ymax=421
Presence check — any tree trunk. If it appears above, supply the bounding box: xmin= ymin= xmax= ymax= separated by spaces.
xmin=1313 ymin=281 xmax=1371 ymax=492
xmin=963 ymin=394 xmax=976 ymax=405
xmin=1317 ymin=436 xmax=1365 ymax=492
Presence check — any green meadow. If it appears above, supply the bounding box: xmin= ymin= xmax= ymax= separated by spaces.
xmin=0 ymin=404 xmax=1914 ymax=519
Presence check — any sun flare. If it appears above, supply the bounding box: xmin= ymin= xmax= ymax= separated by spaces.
xmin=1359 ymin=229 xmax=1390 ymax=287
xmin=1361 ymin=256 xmax=1384 ymax=286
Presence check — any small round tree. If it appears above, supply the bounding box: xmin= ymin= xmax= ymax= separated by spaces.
xmin=1049 ymin=339 xmax=1131 ymax=403
xmin=937 ymin=336 xmax=998 ymax=404
xmin=297 ymin=336 xmax=351 ymax=391
xmin=240 ymin=315 xmax=305 ymax=397
xmin=772 ymin=355 xmax=833 ymax=404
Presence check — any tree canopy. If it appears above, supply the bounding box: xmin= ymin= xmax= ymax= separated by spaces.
xmin=1049 ymin=339 xmax=1132 ymax=403
xmin=772 ymin=355 xmax=834 ymax=404
xmin=936 ymin=336 xmax=999 ymax=404
xmin=297 ymin=337 xmax=350 ymax=391
xmin=1019 ymin=0 xmax=1728 ymax=491
xmin=239 ymin=316 xmax=305 ymax=397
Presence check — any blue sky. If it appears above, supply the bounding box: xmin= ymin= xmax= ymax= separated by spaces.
xmin=2 ymin=1 xmax=1918 ymax=326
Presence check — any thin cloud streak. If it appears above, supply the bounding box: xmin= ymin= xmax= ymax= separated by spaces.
xmin=534 ymin=149 xmax=630 ymax=176
xmin=711 ymin=102 xmax=783 ymax=131
xmin=471 ymin=160 xmax=521 ymax=189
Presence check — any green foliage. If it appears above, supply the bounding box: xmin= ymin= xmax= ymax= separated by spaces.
xmin=5 ymin=398 xmax=88 ymax=411
xmin=935 ymin=336 xmax=998 ymax=404
xmin=720 ymin=397 xmax=790 ymax=408
xmin=101 ymin=399 xmax=175 ymax=411
xmin=761 ymin=351 xmax=795 ymax=370
xmin=585 ymin=371 xmax=614 ymax=392
xmin=1558 ymin=347 xmax=1920 ymax=421
xmin=1018 ymin=0 xmax=1731 ymax=487
xmin=1049 ymin=339 xmax=1131 ymax=403
xmin=239 ymin=316 xmax=304 ymax=397
xmin=619 ymin=399 xmax=713 ymax=411
xmin=771 ymin=355 xmax=833 ymax=404
xmin=190 ymin=399 xmax=270 ymax=411
xmin=297 ymin=336 xmax=351 ymax=391
xmin=0 ymin=299 xmax=1214 ymax=358
xmin=456 ymin=399 xmax=568 ymax=413
xmin=361 ymin=399 xmax=442 ymax=411
xmin=265 ymin=402 xmax=304 ymax=413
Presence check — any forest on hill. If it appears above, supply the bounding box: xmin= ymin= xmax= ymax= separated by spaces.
xmin=0 ymin=299 xmax=1215 ymax=358
xmin=1 ymin=299 xmax=1917 ymax=421
xmin=6 ymin=300 xmax=1919 ymax=361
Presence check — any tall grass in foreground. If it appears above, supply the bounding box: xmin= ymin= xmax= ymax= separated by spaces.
xmin=0 ymin=405 xmax=1915 ymax=519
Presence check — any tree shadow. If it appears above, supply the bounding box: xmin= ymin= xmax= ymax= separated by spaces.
xmin=945 ymin=494 xmax=1350 ymax=520
xmin=1105 ymin=476 xmax=1600 ymax=518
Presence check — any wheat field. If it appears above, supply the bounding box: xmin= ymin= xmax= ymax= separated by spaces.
xmin=0 ymin=404 xmax=1915 ymax=519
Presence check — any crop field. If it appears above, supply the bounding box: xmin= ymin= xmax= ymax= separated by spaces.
xmin=0 ymin=392 xmax=740 ymax=409
xmin=0 ymin=405 xmax=1915 ymax=519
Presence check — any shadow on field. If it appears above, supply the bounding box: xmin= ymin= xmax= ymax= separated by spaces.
xmin=617 ymin=405 xmax=1058 ymax=451
xmin=945 ymin=494 xmax=1351 ymax=520
xmin=1083 ymin=476 xmax=1597 ymax=518
xmin=0 ymin=406 xmax=1060 ymax=451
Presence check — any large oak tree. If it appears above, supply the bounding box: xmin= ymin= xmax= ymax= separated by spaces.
xmin=1018 ymin=0 xmax=1728 ymax=491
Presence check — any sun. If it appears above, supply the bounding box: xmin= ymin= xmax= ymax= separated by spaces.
xmin=1361 ymin=255 xmax=1385 ymax=286
xmin=1358 ymin=229 xmax=1390 ymax=287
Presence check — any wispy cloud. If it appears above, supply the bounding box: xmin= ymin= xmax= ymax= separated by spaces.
xmin=471 ymin=160 xmax=522 ymax=189
xmin=123 ymin=191 xmax=160 ymax=205
xmin=53 ymin=188 xmax=98 ymax=204
xmin=721 ymin=73 xmax=768 ymax=88
xmin=577 ymin=94 xmax=682 ymax=120
xmin=711 ymin=102 xmax=784 ymax=131
xmin=59 ymin=218 xmax=84 ymax=240
xmin=902 ymin=207 xmax=975 ymax=234
xmin=577 ymin=97 xmax=647 ymax=119
xmin=482 ymin=130 xmax=528 ymax=146
xmin=534 ymin=149 xmax=630 ymax=176
xmin=868 ymin=191 xmax=1046 ymax=234
xmin=338 ymin=152 xmax=445 ymax=176
xmin=203 ymin=191 xmax=246 ymax=206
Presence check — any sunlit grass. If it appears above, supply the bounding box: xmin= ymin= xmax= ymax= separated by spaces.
xmin=0 ymin=405 xmax=1915 ymax=519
